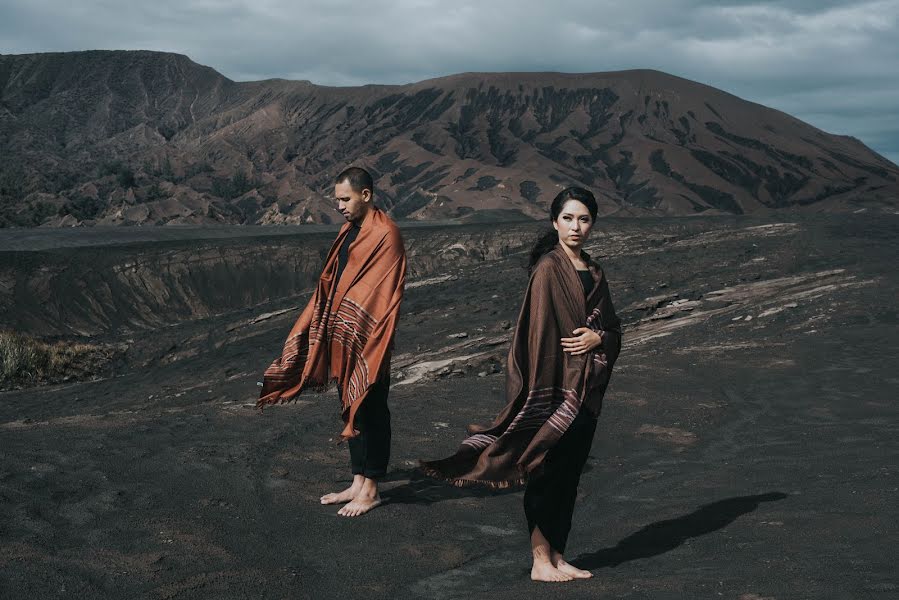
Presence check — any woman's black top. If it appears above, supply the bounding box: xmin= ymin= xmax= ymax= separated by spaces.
xmin=577 ymin=269 xmax=594 ymax=297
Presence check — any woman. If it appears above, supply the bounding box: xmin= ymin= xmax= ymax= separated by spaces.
xmin=421 ymin=187 xmax=622 ymax=582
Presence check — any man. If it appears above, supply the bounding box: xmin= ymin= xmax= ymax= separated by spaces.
xmin=258 ymin=166 xmax=406 ymax=517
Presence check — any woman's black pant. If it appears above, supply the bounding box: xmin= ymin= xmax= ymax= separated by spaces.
xmin=342 ymin=376 xmax=391 ymax=480
xmin=523 ymin=410 xmax=597 ymax=554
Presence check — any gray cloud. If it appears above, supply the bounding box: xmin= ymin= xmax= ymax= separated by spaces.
xmin=2 ymin=0 xmax=897 ymax=164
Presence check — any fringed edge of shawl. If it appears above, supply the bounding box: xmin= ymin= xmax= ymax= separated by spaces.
xmin=416 ymin=462 xmax=527 ymax=490
xmin=256 ymin=376 xmax=336 ymax=410
xmin=256 ymin=375 xmax=374 ymax=442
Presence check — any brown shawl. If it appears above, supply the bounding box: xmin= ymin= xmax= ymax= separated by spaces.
xmin=257 ymin=206 xmax=406 ymax=438
xmin=420 ymin=245 xmax=621 ymax=487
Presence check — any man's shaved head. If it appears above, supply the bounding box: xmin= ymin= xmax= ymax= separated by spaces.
xmin=335 ymin=166 xmax=373 ymax=196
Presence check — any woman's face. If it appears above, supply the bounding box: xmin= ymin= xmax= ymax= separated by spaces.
xmin=552 ymin=199 xmax=594 ymax=250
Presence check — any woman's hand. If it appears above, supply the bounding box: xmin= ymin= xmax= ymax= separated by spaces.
xmin=560 ymin=327 xmax=603 ymax=356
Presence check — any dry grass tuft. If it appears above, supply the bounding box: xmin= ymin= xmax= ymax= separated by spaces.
xmin=0 ymin=331 xmax=124 ymax=390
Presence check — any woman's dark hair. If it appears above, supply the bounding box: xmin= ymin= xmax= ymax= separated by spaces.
xmin=527 ymin=187 xmax=598 ymax=273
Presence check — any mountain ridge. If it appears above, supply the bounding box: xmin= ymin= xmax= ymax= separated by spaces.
xmin=1 ymin=50 xmax=896 ymax=226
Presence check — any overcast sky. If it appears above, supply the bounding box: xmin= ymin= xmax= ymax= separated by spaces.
xmin=2 ymin=0 xmax=897 ymax=165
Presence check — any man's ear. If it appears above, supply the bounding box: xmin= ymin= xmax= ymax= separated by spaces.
xmin=362 ymin=188 xmax=373 ymax=203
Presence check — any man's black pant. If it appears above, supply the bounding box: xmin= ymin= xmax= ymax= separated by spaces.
xmin=344 ymin=376 xmax=391 ymax=480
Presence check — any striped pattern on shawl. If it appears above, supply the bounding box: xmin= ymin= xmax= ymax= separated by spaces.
xmin=421 ymin=245 xmax=621 ymax=487
xmin=257 ymin=207 xmax=406 ymax=438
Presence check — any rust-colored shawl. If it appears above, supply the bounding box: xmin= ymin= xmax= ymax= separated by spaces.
xmin=258 ymin=206 xmax=406 ymax=438
xmin=421 ymin=245 xmax=621 ymax=487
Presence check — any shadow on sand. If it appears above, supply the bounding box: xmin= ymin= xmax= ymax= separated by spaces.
xmin=380 ymin=469 xmax=520 ymax=505
xmin=571 ymin=492 xmax=788 ymax=570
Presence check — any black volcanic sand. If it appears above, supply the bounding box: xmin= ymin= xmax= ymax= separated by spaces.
xmin=1 ymin=216 xmax=897 ymax=599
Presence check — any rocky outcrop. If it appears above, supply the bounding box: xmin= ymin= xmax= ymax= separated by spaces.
xmin=0 ymin=222 xmax=539 ymax=336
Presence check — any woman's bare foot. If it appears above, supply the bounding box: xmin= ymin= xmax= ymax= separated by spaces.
xmin=530 ymin=526 xmax=574 ymax=582
xmin=320 ymin=475 xmax=363 ymax=505
xmin=336 ymin=477 xmax=381 ymax=517
xmin=554 ymin=556 xmax=592 ymax=579
xmin=531 ymin=560 xmax=574 ymax=582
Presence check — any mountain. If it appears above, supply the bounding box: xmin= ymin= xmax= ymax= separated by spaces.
xmin=1 ymin=50 xmax=897 ymax=226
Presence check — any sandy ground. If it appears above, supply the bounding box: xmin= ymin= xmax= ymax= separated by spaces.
xmin=1 ymin=215 xmax=897 ymax=599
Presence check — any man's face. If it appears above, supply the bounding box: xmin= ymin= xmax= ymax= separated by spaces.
xmin=334 ymin=180 xmax=371 ymax=224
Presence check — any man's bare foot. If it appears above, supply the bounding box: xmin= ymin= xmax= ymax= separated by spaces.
xmin=336 ymin=477 xmax=381 ymax=517
xmin=554 ymin=557 xmax=592 ymax=579
xmin=320 ymin=475 xmax=363 ymax=505
xmin=531 ymin=561 xmax=574 ymax=582
xmin=320 ymin=486 xmax=358 ymax=505
xmin=337 ymin=493 xmax=382 ymax=517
